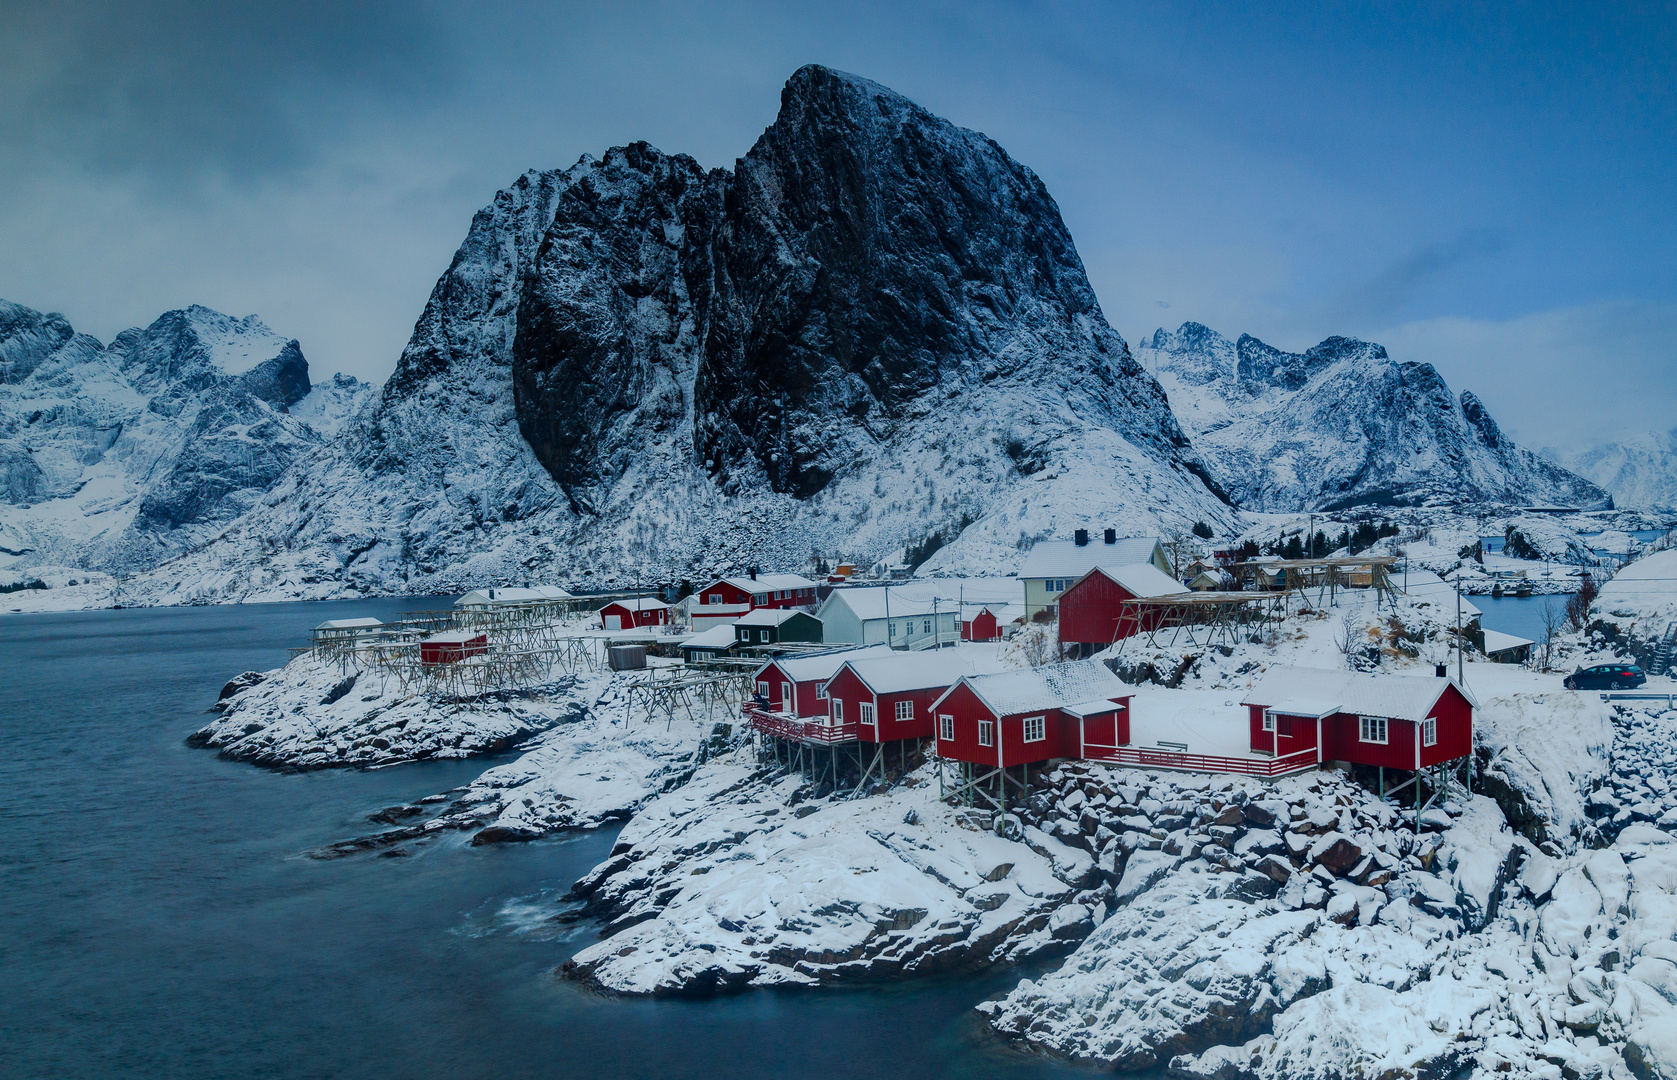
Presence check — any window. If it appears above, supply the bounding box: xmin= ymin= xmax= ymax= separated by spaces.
xmin=707 ymin=593 xmax=722 ymax=605
xmin=922 ymin=619 xmax=932 ymax=634
xmin=738 ymin=628 xmax=746 ymax=641
xmin=859 ymin=702 xmax=875 ymax=725
xmin=758 ymin=629 xmax=769 ymax=642
xmin=938 ymin=714 xmax=953 ymax=740
xmin=1359 ymin=716 xmax=1388 ymax=744
xmin=757 ymin=681 xmax=769 ymax=697
xmin=895 ymin=700 xmax=913 ymax=722
xmin=754 ymin=593 xmax=768 ymax=605
xmin=1422 ymin=718 xmax=1437 ymax=747
xmin=978 ymin=720 xmax=995 ymax=747
xmin=1262 ymin=710 xmax=1276 ymax=733
xmin=816 ymin=681 xmax=828 ymax=700
xmin=888 ymin=622 xmax=896 ymax=638
xmin=1023 ymin=716 xmax=1046 ymax=742
xmin=831 ymin=699 xmax=843 ymax=723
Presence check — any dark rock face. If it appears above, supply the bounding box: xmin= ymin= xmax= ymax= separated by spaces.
xmin=1140 ymin=321 xmax=1613 ymax=511
xmin=508 ymin=64 xmax=1206 ymax=508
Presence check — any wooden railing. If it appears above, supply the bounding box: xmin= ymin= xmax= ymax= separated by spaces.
xmin=1082 ymin=743 xmax=1318 ymax=777
xmin=743 ymin=703 xmax=859 ymax=744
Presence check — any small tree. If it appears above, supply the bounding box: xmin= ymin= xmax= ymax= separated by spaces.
xmin=1192 ymin=520 xmax=1214 ymax=540
xmin=1565 ymin=573 xmax=1598 ymax=631
xmin=1537 ymin=598 xmax=1563 ymax=671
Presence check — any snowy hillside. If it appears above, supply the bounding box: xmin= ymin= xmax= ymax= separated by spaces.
xmin=98 ymin=65 xmax=1234 ymax=605
xmin=0 ymin=300 xmax=373 ymax=579
xmin=1554 ymin=430 xmax=1677 ymax=509
xmin=1137 ymin=322 xmax=1611 ymax=513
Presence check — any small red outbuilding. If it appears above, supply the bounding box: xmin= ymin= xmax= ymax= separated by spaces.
xmin=600 ymin=597 xmax=670 ymax=630
xmin=1056 ymin=563 xmax=1189 ymax=650
xmin=419 ymin=631 xmax=488 ymax=665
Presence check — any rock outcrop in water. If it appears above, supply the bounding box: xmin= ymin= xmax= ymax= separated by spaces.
xmin=1137 ymin=322 xmax=1612 ymax=512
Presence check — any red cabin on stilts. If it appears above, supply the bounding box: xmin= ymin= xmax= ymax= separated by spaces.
xmin=419 ymin=631 xmax=488 ymax=665
xmin=931 ymin=659 xmax=1133 ymax=769
xmin=1240 ymin=666 xmax=1475 ymax=772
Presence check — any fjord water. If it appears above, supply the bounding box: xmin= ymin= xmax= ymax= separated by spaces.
xmin=0 ymin=601 xmax=1082 ymax=1079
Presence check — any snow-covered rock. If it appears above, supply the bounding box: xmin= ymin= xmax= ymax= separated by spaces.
xmin=1137 ymin=322 xmax=1611 ymax=512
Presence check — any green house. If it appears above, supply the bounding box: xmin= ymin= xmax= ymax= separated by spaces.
xmin=734 ymin=608 xmax=823 ymax=647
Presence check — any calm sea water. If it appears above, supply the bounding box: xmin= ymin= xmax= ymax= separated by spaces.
xmin=0 ymin=600 xmax=1090 ymax=1079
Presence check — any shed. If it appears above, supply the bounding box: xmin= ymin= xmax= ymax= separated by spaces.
xmin=931 ymin=660 xmax=1132 ymax=768
xmin=733 ymin=607 xmax=823 ymax=646
xmin=600 ymin=596 xmax=670 ymax=630
xmin=419 ymin=631 xmax=488 ymax=665
xmin=679 ymin=624 xmax=740 ymax=663
xmin=310 ymin=617 xmax=385 ymax=647
xmin=1482 ymin=629 xmax=1534 ymax=664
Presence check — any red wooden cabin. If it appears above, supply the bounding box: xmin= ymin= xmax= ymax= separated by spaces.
xmin=962 ymin=607 xmax=1001 ymax=642
xmin=419 ymin=631 xmax=488 ymax=665
xmin=750 ymin=646 xmax=894 ymax=719
xmin=823 ymin=651 xmax=1008 ymax=744
xmin=599 ymin=597 xmax=669 ymax=630
xmin=1057 ymin=563 xmax=1189 ymax=650
xmin=1241 ymin=666 xmax=1475 ymax=770
xmin=694 ymin=573 xmax=820 ymax=613
xmin=931 ymin=660 xmax=1132 ymax=768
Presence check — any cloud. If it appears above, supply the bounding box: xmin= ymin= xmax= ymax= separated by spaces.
xmin=0 ymin=1 xmax=451 ymax=186
xmin=1325 ymin=228 xmax=1508 ymax=326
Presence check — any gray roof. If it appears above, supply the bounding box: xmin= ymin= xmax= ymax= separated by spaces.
xmin=754 ymin=645 xmax=895 ymax=682
xmin=1019 ymin=537 xmax=1164 ymax=580
xmin=1241 ymin=665 xmax=1477 ymax=722
xmin=313 ymin=617 xmax=383 ymax=631
xmin=715 ymin=573 xmax=819 ymax=593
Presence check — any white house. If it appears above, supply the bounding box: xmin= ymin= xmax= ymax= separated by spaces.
xmin=454 ymin=585 xmax=573 ymax=610
xmin=1018 ymin=532 xmax=1169 ymax=621
xmin=815 ymin=586 xmax=960 ymax=650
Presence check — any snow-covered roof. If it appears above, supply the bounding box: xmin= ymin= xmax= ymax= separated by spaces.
xmin=713 ymin=573 xmax=819 ymax=593
xmin=1019 ymin=537 xmax=1163 ymax=580
xmin=1598 ymin=549 xmax=1677 ymax=620
xmin=604 ymin=596 xmax=668 ymax=612
xmin=681 ymin=624 xmax=739 ymax=649
xmin=1082 ymin=562 xmax=1189 ymax=599
xmin=313 ymin=617 xmax=383 ymax=631
xmin=839 ymin=649 xmax=1009 ymax=695
xmin=735 ymin=607 xmax=809 ymax=627
xmin=756 ymin=645 xmax=894 ymax=683
xmin=942 ymin=659 xmax=1131 ymax=717
xmin=454 ymin=586 xmax=573 ymax=607
xmin=1482 ymin=629 xmax=1535 ymax=653
xmin=422 ymin=630 xmax=486 ymax=644
xmin=820 ymin=587 xmax=948 ymax=621
xmin=1399 ymin=570 xmax=1482 ymax=619
xmin=1241 ymin=665 xmax=1477 ymax=722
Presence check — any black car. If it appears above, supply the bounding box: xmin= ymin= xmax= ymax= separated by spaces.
xmin=1564 ymin=664 xmax=1647 ymax=690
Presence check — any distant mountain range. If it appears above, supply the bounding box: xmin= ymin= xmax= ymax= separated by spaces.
xmin=1548 ymin=430 xmax=1677 ymax=508
xmin=1135 ymin=322 xmax=1612 ymax=512
xmin=0 ymin=67 xmax=1626 ymax=602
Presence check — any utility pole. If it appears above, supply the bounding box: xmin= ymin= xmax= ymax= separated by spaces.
xmin=1455 ymin=574 xmax=1465 ymax=685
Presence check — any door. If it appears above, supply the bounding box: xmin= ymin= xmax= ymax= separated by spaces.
xmin=605 ymin=615 xmax=622 ymax=630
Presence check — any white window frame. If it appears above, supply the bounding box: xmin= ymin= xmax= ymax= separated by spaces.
xmin=1262 ymin=710 xmax=1276 ymax=733
xmin=1359 ymin=715 xmax=1388 ymax=745
xmin=758 ymin=629 xmax=769 ymax=642
xmin=1422 ymin=717 xmax=1438 ymax=747
xmin=1023 ymin=715 xmax=1046 ymax=743
xmin=888 ymin=621 xmax=896 ymax=638
xmin=757 ymin=681 xmax=769 ymax=697
xmin=922 ymin=618 xmax=932 ymax=634
xmin=781 ymin=682 xmax=792 ymax=709
xmin=978 ymin=719 xmax=995 ymax=747
xmin=816 ymin=680 xmax=828 ymax=700
xmin=831 ymin=698 xmax=843 ymax=723
xmin=859 ymin=702 xmax=875 ymax=725
xmin=938 ymin=714 xmax=953 ymax=741
xmin=895 ymin=700 xmax=913 ymax=722
xmin=708 ymin=593 xmax=722 ymax=605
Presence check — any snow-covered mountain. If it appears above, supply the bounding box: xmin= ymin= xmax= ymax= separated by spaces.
xmin=0 ymin=300 xmax=373 ymax=575
xmin=116 ymin=65 xmax=1234 ymax=603
xmin=1136 ymin=322 xmax=1612 ymax=512
xmin=1550 ymin=430 xmax=1677 ymax=508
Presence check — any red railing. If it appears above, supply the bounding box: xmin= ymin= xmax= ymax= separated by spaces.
xmin=1081 ymin=744 xmax=1318 ymax=777
xmin=743 ymin=703 xmax=859 ymax=744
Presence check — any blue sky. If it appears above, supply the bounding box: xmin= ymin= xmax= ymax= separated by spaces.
xmin=1 ymin=1 xmax=1671 ymax=451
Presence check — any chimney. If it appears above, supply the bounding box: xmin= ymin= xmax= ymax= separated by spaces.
xmin=1435 ymin=663 xmax=1447 ymax=678
xmin=1104 ymin=528 xmax=1116 ymax=545
xmin=1074 ymin=529 xmax=1089 ymax=547
xmin=749 ymin=567 xmax=758 ymax=580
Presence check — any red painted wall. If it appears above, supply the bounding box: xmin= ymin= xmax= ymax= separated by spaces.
xmin=420 ymin=634 xmax=487 ymax=665
xmin=1421 ymin=685 xmax=1473 ymax=767
xmin=826 ymin=667 xmax=954 ymax=742
xmin=1057 ymin=570 xmax=1165 ymax=646
xmin=697 ymin=581 xmax=753 ymax=607
xmin=754 ymin=662 xmax=833 ymax=717
xmin=1272 ymin=713 xmax=1319 ymax=759
xmin=962 ymin=610 xmax=1000 ymax=642
xmin=995 ymin=709 xmax=1079 ymax=766
xmin=600 ymin=602 xmax=667 ymax=628
xmin=697 ymin=579 xmax=818 ymax=611
xmin=932 ymin=683 xmax=1087 ymax=767
xmin=1248 ymin=704 xmax=1273 ymax=754
xmin=1077 ymin=707 xmax=1128 ymax=751
xmin=933 ymin=683 xmax=1004 ymax=767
